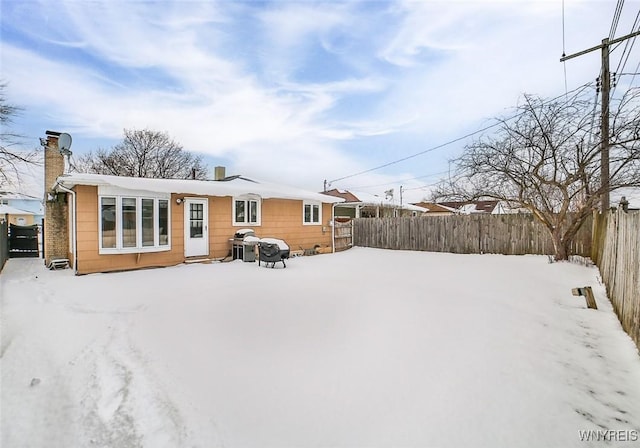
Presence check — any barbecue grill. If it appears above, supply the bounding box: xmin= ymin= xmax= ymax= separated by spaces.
xmin=230 ymin=229 xmax=255 ymax=260
xmin=258 ymin=238 xmax=290 ymax=268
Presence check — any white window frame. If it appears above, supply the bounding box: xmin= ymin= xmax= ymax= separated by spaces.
xmin=303 ymin=200 xmax=322 ymax=225
xmin=232 ymin=195 xmax=261 ymax=226
xmin=98 ymin=191 xmax=171 ymax=254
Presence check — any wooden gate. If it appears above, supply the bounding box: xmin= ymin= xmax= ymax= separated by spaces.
xmin=9 ymin=224 xmax=40 ymax=258
xmin=334 ymin=219 xmax=353 ymax=251
xmin=0 ymin=221 xmax=8 ymax=271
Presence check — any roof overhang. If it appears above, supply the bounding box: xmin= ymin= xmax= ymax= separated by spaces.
xmin=55 ymin=173 xmax=345 ymax=204
xmin=0 ymin=205 xmax=36 ymax=215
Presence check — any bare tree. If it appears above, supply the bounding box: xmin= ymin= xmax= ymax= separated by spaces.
xmin=0 ymin=82 xmax=38 ymax=186
xmin=76 ymin=129 xmax=208 ymax=180
xmin=434 ymin=86 xmax=640 ymax=260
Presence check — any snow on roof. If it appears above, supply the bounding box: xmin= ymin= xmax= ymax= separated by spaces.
xmin=0 ymin=204 xmax=35 ymax=215
xmin=56 ymin=173 xmax=344 ymax=203
xmin=337 ymin=190 xmax=427 ymax=212
xmin=412 ymin=202 xmax=457 ymax=213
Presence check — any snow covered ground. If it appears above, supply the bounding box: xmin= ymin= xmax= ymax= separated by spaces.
xmin=2 ymin=247 xmax=640 ymax=448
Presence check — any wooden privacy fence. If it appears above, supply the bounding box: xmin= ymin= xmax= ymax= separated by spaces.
xmin=353 ymin=214 xmax=592 ymax=257
xmin=592 ymin=210 xmax=640 ymax=350
xmin=0 ymin=221 xmax=8 ymax=273
xmin=334 ymin=219 xmax=353 ymax=251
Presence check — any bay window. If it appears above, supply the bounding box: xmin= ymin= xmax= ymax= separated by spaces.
xmin=99 ymin=196 xmax=170 ymax=253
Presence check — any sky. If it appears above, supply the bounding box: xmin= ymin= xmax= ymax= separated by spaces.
xmin=2 ymin=0 xmax=640 ymax=203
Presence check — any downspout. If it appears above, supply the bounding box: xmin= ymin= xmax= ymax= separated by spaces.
xmin=332 ymin=202 xmax=337 ymax=253
xmin=55 ymin=181 xmax=77 ymax=275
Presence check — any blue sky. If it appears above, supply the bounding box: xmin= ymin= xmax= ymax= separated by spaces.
xmin=1 ymin=0 xmax=639 ymax=202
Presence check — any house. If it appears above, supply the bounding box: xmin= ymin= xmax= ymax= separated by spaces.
xmin=411 ymin=202 xmax=457 ymax=216
xmin=431 ymin=200 xmax=509 ymax=215
xmin=323 ymin=188 xmax=427 ymax=218
xmin=612 ymin=189 xmax=640 ymax=211
xmin=0 ymin=192 xmax=44 ymax=226
xmin=1 ymin=155 xmax=45 ymax=226
xmin=43 ymin=132 xmax=344 ymax=275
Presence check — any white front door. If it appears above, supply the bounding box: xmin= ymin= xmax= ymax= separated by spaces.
xmin=184 ymin=198 xmax=209 ymax=257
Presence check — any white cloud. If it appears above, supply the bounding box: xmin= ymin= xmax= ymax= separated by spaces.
xmin=2 ymin=0 xmax=637 ymax=196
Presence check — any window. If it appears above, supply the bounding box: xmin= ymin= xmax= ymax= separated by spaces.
xmin=303 ymin=201 xmax=322 ymax=225
xmin=101 ymin=197 xmax=116 ymax=248
xmin=99 ymin=196 xmax=170 ymax=253
xmin=122 ymin=198 xmax=137 ymax=247
xmin=190 ymin=202 xmax=204 ymax=237
xmin=142 ymin=199 xmax=154 ymax=246
xmin=158 ymin=200 xmax=169 ymax=245
xmin=233 ymin=197 xmax=261 ymax=226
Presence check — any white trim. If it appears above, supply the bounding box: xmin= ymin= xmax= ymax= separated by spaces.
xmin=232 ymin=196 xmax=262 ymax=226
xmin=98 ymin=194 xmax=171 ymax=254
xmin=302 ymin=200 xmax=322 ymax=225
xmin=184 ymin=197 xmax=209 ymax=257
xmin=98 ymin=184 xmax=170 ymax=199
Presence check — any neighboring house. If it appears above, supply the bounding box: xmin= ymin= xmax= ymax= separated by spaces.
xmin=411 ymin=202 xmax=457 ymax=216
xmin=0 ymin=192 xmax=44 ymax=226
xmin=611 ymin=188 xmax=640 ymax=211
xmin=323 ymin=188 xmax=427 ymax=218
xmin=42 ymin=133 xmax=343 ymax=275
xmin=434 ymin=200 xmax=509 ymax=215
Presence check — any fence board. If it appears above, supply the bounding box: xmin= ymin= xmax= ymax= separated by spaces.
xmin=592 ymin=210 xmax=640 ymax=351
xmin=334 ymin=220 xmax=353 ymax=251
xmin=353 ymin=214 xmax=592 ymax=257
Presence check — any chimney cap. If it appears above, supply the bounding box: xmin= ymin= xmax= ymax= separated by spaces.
xmin=45 ymin=130 xmax=62 ymax=137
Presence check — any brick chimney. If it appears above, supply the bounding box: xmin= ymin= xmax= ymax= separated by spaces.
xmin=43 ymin=131 xmax=69 ymax=266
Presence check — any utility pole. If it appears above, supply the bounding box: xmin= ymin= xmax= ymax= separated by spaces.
xmin=601 ymin=38 xmax=610 ymax=211
xmin=560 ymin=29 xmax=640 ymax=212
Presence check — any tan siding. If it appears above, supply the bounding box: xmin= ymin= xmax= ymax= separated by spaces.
xmin=74 ymin=190 xmax=335 ymax=274
xmin=7 ymin=214 xmax=36 ymax=226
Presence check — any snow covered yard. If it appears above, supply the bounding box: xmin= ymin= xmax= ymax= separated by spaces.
xmin=1 ymin=247 xmax=640 ymax=448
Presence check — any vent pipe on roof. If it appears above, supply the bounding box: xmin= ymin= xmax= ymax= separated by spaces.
xmin=214 ymin=166 xmax=226 ymax=181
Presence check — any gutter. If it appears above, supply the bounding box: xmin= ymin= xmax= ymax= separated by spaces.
xmin=54 ymin=181 xmax=77 ymax=275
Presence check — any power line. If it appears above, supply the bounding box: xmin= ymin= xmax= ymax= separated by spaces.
xmin=329 ymin=82 xmax=595 ymax=185
xmin=610 ymin=0 xmax=625 ymax=41
xmin=611 ymin=9 xmax=640 ymax=99
xmin=342 ymin=169 xmax=452 ymax=191
xmin=328 ymin=122 xmax=501 ymax=184
xmin=614 ymin=9 xmax=640 ymax=74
